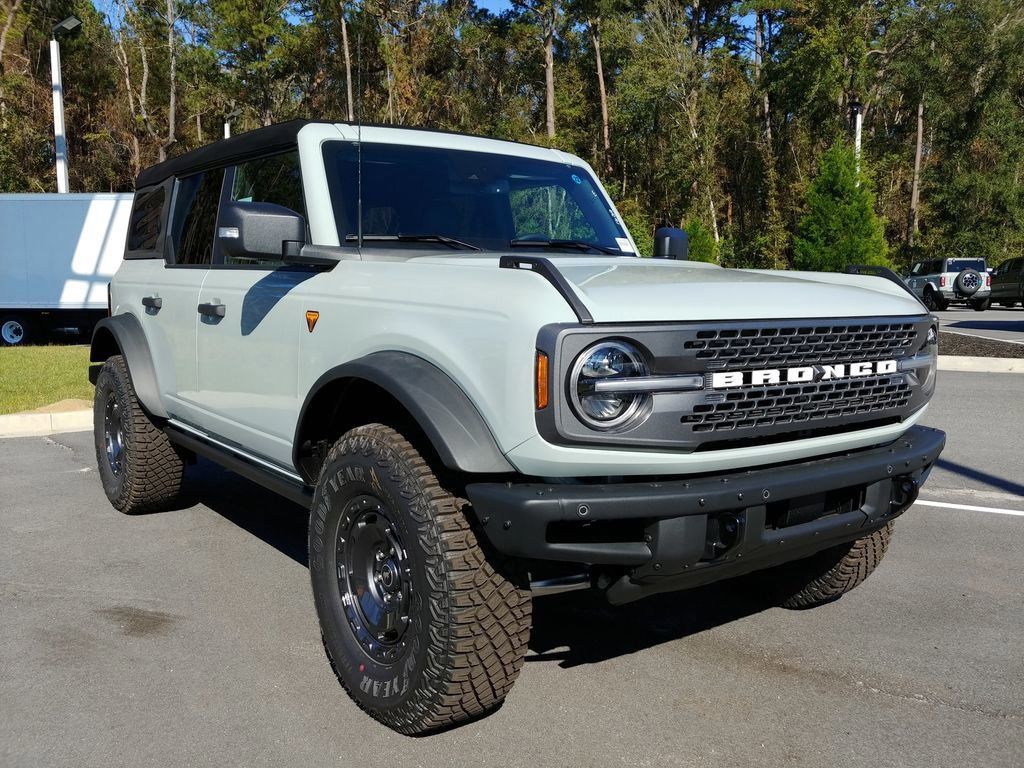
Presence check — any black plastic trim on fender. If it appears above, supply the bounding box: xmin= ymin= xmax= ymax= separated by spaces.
xmin=89 ymin=314 xmax=167 ymax=419
xmin=165 ymin=424 xmax=312 ymax=508
xmin=499 ymin=255 xmax=594 ymax=324
xmin=293 ymin=351 xmax=516 ymax=481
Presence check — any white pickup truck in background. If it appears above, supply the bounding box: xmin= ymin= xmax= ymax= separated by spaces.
xmin=0 ymin=193 xmax=132 ymax=345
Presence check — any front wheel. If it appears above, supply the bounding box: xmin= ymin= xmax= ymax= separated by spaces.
xmin=971 ymin=297 xmax=991 ymax=311
xmin=767 ymin=523 xmax=894 ymax=609
xmin=923 ymin=290 xmax=947 ymax=311
xmin=309 ymin=424 xmax=531 ymax=735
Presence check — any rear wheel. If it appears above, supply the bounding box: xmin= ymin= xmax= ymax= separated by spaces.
xmin=93 ymin=355 xmax=185 ymax=514
xmin=0 ymin=315 xmax=30 ymax=346
xmin=971 ymin=297 xmax=991 ymax=311
xmin=309 ymin=424 xmax=531 ymax=735
xmin=768 ymin=523 xmax=894 ymax=609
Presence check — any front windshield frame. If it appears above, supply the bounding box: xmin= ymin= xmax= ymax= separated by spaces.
xmin=321 ymin=140 xmax=635 ymax=255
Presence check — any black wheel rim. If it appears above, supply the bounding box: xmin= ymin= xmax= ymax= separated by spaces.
xmin=103 ymin=392 xmax=125 ymax=477
xmin=336 ymin=495 xmax=412 ymax=664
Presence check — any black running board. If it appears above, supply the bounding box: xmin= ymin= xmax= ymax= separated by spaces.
xmin=165 ymin=423 xmax=313 ymax=509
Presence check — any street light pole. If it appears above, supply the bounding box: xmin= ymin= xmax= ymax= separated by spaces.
xmin=224 ymin=107 xmax=242 ymax=140
xmin=49 ymin=37 xmax=68 ymax=193
xmin=849 ymin=96 xmax=863 ymax=185
xmin=49 ymin=16 xmax=81 ymax=194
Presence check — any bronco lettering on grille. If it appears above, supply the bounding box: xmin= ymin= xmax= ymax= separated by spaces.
xmin=710 ymin=360 xmax=898 ymax=389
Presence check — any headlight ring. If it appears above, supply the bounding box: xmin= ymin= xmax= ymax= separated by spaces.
xmin=569 ymin=340 xmax=650 ymax=430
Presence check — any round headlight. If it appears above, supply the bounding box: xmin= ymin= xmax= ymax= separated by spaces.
xmin=570 ymin=340 xmax=649 ymax=429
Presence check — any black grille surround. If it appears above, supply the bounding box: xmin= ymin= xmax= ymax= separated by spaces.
xmin=536 ymin=315 xmax=934 ymax=451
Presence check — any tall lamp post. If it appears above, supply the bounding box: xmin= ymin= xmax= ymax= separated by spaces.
xmin=224 ymin=107 xmax=242 ymax=140
xmin=50 ymin=15 xmax=81 ymax=194
xmin=849 ymin=96 xmax=863 ymax=184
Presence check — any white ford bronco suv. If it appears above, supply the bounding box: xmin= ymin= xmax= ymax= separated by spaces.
xmin=90 ymin=120 xmax=946 ymax=734
xmin=906 ymin=256 xmax=991 ymax=311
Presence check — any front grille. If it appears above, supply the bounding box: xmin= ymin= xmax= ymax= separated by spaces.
xmin=684 ymin=322 xmax=918 ymax=370
xmin=685 ymin=373 xmax=911 ymax=434
xmin=539 ymin=314 xmax=930 ymax=451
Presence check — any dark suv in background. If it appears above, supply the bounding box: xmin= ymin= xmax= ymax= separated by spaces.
xmin=991 ymin=258 xmax=1024 ymax=307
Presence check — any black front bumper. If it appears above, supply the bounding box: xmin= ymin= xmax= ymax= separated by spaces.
xmin=466 ymin=425 xmax=945 ymax=604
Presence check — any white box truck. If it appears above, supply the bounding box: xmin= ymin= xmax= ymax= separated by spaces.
xmin=0 ymin=193 xmax=132 ymax=345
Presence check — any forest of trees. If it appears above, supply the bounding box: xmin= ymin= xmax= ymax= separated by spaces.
xmin=1 ymin=0 xmax=1021 ymax=269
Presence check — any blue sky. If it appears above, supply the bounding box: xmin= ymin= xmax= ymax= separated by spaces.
xmin=475 ymin=0 xmax=513 ymax=12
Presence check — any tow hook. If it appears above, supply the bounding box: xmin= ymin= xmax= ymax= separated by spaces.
xmin=890 ymin=476 xmax=920 ymax=514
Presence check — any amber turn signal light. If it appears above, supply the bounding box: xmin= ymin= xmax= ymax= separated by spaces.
xmin=535 ymin=351 xmax=549 ymax=410
xmin=305 ymin=310 xmax=320 ymax=333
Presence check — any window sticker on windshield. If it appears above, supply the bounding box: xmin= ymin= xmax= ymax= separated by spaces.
xmin=615 ymin=237 xmax=635 ymax=253
xmin=571 ymin=174 xmax=582 ymax=185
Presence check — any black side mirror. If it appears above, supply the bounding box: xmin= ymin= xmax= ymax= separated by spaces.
xmin=653 ymin=227 xmax=689 ymax=260
xmin=218 ymin=201 xmax=306 ymax=261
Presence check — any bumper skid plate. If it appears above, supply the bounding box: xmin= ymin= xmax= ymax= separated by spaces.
xmin=467 ymin=425 xmax=945 ymax=604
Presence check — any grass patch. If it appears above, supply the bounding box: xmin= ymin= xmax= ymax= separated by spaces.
xmin=0 ymin=345 xmax=94 ymax=415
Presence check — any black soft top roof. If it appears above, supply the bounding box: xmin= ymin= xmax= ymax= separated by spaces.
xmin=135 ymin=119 xmax=317 ymax=188
xmin=134 ymin=119 xmax=554 ymax=189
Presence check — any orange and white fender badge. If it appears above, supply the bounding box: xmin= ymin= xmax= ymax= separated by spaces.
xmin=305 ymin=310 xmax=320 ymax=333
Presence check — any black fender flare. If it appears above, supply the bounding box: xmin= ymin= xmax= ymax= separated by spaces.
xmin=294 ymin=351 xmax=515 ymax=478
xmin=89 ymin=314 xmax=167 ymax=419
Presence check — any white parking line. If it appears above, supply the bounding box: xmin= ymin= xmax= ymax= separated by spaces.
xmin=915 ymin=499 xmax=1024 ymax=517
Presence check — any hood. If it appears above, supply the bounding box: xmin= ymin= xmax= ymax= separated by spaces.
xmin=548 ymin=258 xmax=926 ymax=322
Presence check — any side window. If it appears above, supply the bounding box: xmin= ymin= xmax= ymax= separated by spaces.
xmin=225 ymin=151 xmax=305 ymax=266
xmin=509 ymin=184 xmax=597 ymax=242
xmin=169 ymin=169 xmax=224 ymax=266
xmin=127 ymin=186 xmax=165 ymax=252
xmin=910 ymin=262 xmax=922 ymax=276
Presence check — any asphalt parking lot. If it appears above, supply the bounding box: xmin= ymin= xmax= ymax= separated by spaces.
xmin=935 ymin=305 xmax=1024 ymax=344
xmin=1 ymin=371 xmax=1022 ymax=767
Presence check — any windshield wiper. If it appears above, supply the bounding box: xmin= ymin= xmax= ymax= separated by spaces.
xmin=509 ymin=238 xmax=618 ymax=255
xmin=346 ymin=234 xmax=481 ymax=251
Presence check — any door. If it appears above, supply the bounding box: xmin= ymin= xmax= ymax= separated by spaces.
xmin=992 ymin=258 xmax=1022 ymax=303
xmin=121 ymin=171 xmax=223 ymax=424
xmin=193 ymin=152 xmax=309 ymax=467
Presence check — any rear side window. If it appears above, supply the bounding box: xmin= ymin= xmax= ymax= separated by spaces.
xmin=169 ymin=169 xmax=224 ymax=266
xmin=127 ymin=187 xmax=165 ymax=251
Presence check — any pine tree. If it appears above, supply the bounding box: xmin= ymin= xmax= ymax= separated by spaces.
xmin=793 ymin=143 xmax=890 ymax=272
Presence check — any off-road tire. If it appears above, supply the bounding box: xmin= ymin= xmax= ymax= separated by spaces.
xmin=309 ymin=424 xmax=531 ymax=735
xmin=771 ymin=522 xmax=894 ymax=609
xmin=971 ymin=297 xmax=990 ymax=311
xmin=954 ymin=269 xmax=982 ymax=297
xmin=93 ymin=355 xmax=185 ymax=514
xmin=923 ymin=289 xmax=947 ymax=311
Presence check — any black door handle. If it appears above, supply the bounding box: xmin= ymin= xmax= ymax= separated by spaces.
xmin=197 ymin=302 xmax=226 ymax=318
xmin=142 ymin=296 xmax=162 ymax=310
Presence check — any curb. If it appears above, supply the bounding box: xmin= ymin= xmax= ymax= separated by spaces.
xmin=0 ymin=409 xmax=92 ymax=438
xmin=937 ymin=356 xmax=1024 ymax=373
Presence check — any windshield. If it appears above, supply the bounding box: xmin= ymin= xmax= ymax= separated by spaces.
xmin=322 ymin=141 xmax=633 ymax=254
xmin=947 ymin=259 xmax=986 ymax=272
